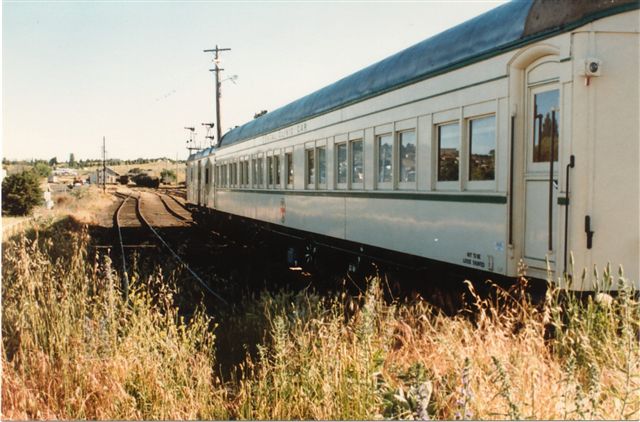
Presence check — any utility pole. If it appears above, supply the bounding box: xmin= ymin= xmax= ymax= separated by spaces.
xmin=102 ymin=136 xmax=106 ymax=194
xmin=204 ymin=45 xmax=231 ymax=144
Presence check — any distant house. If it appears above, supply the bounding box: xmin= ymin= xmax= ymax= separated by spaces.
xmin=89 ymin=167 xmax=119 ymax=185
xmin=53 ymin=167 xmax=77 ymax=176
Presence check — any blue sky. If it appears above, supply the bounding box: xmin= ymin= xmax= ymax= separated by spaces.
xmin=2 ymin=1 xmax=505 ymax=161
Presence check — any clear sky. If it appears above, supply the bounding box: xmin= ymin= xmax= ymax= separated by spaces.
xmin=2 ymin=1 xmax=506 ymax=162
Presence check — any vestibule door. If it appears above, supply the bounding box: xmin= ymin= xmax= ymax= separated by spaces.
xmin=523 ymin=78 xmax=560 ymax=271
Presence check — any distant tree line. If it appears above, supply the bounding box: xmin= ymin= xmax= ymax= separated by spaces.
xmin=2 ymin=156 xmax=184 ymax=168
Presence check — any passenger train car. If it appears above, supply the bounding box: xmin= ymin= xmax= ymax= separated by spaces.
xmin=187 ymin=0 xmax=639 ymax=290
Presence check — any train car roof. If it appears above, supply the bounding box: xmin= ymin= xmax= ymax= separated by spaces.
xmin=213 ymin=0 xmax=637 ymax=149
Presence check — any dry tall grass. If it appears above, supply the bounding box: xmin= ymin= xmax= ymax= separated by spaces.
xmin=2 ymin=223 xmax=227 ymax=420
xmin=232 ymin=276 xmax=639 ymax=420
xmin=2 ymin=219 xmax=638 ymax=420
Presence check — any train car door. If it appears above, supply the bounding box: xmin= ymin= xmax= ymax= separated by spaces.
xmin=523 ymin=58 xmax=560 ymax=272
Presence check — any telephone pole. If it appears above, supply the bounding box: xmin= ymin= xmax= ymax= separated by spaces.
xmin=102 ymin=136 xmax=106 ymax=194
xmin=203 ymin=45 xmax=231 ymax=144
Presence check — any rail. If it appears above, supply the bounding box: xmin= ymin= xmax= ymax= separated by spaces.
xmin=154 ymin=192 xmax=188 ymax=221
xmin=113 ymin=192 xmax=133 ymax=300
xmin=134 ymin=191 xmax=227 ymax=305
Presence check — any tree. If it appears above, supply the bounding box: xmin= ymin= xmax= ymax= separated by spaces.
xmin=49 ymin=157 xmax=58 ymax=166
xmin=69 ymin=153 xmax=76 ymax=168
xmin=160 ymin=169 xmax=177 ymax=184
xmin=2 ymin=171 xmax=43 ymax=216
xmin=33 ymin=162 xmax=52 ymax=178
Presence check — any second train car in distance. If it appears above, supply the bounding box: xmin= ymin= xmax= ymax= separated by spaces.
xmin=186 ymin=0 xmax=639 ymax=290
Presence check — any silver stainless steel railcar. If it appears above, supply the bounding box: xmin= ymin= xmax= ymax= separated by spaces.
xmin=187 ymin=0 xmax=639 ymax=290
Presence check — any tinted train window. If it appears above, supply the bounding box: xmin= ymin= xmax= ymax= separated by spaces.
xmin=351 ymin=140 xmax=363 ymax=184
xmin=532 ymin=89 xmax=559 ymax=163
xmin=274 ymin=155 xmax=281 ymax=186
xmin=469 ymin=116 xmax=496 ymax=181
xmin=437 ymin=123 xmax=460 ymax=182
xmin=377 ymin=134 xmax=393 ymax=183
xmin=307 ymin=149 xmax=315 ymax=185
xmin=267 ymin=157 xmax=273 ymax=185
xmin=337 ymin=143 xmax=347 ymax=184
xmin=399 ymin=130 xmax=416 ymax=183
xmin=257 ymin=157 xmax=264 ymax=186
xmin=286 ymin=153 xmax=294 ymax=186
xmin=318 ymin=147 xmax=327 ymax=186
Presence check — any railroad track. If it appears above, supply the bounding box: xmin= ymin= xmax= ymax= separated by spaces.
xmin=154 ymin=191 xmax=191 ymax=221
xmin=112 ymin=190 xmax=227 ymax=305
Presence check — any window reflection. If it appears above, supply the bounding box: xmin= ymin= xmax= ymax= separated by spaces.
xmin=399 ymin=130 xmax=416 ymax=183
xmin=337 ymin=143 xmax=347 ymax=184
xmin=469 ymin=116 xmax=496 ymax=181
xmin=286 ymin=153 xmax=293 ymax=185
xmin=318 ymin=147 xmax=326 ymax=185
xmin=267 ymin=157 xmax=273 ymax=185
xmin=378 ymin=134 xmax=393 ymax=183
xmin=532 ymin=89 xmax=559 ymax=163
xmin=351 ymin=140 xmax=363 ymax=184
xmin=307 ymin=149 xmax=315 ymax=185
xmin=274 ymin=155 xmax=281 ymax=186
xmin=257 ymin=158 xmax=263 ymax=186
xmin=438 ymin=123 xmax=460 ymax=182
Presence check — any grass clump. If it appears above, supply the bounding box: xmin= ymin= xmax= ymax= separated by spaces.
xmin=234 ymin=280 xmax=394 ymax=419
xmin=1 ymin=221 xmax=227 ymax=420
xmin=231 ymin=271 xmax=638 ymax=420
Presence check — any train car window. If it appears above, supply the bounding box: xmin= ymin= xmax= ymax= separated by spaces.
xmin=437 ymin=123 xmax=460 ymax=182
xmin=267 ymin=156 xmax=274 ymax=186
xmin=467 ymin=115 xmax=497 ymax=184
xmin=336 ymin=143 xmax=347 ymax=186
xmin=350 ymin=140 xmax=363 ymax=186
xmin=318 ymin=146 xmax=327 ymax=188
xmin=232 ymin=163 xmax=236 ymax=187
xmin=398 ymin=130 xmax=416 ymax=183
xmin=250 ymin=159 xmax=255 ymax=187
xmin=306 ymin=149 xmax=315 ymax=187
xmin=257 ymin=157 xmax=264 ymax=187
xmin=286 ymin=152 xmax=294 ymax=187
xmin=532 ymin=90 xmax=559 ymax=163
xmin=377 ymin=134 xmax=393 ymax=184
xmin=244 ymin=160 xmax=249 ymax=187
xmin=205 ymin=167 xmax=210 ymax=186
xmin=274 ymin=155 xmax=281 ymax=187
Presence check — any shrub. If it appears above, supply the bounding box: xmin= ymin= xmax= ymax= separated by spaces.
xmin=160 ymin=169 xmax=177 ymax=184
xmin=132 ymin=173 xmax=160 ymax=188
xmin=1 ymin=171 xmax=43 ymax=216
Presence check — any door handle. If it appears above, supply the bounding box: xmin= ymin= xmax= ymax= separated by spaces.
xmin=585 ymin=215 xmax=594 ymax=249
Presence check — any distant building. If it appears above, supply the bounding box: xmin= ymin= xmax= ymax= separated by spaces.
xmin=89 ymin=167 xmax=119 ymax=185
xmin=53 ymin=167 xmax=77 ymax=176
